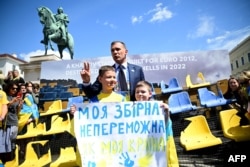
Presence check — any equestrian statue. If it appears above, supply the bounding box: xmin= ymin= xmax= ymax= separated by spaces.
xmin=37 ymin=6 xmax=74 ymax=59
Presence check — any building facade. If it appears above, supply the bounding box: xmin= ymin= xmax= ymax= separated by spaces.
xmin=0 ymin=53 xmax=27 ymax=77
xmin=229 ymin=36 xmax=250 ymax=77
xmin=0 ymin=53 xmax=60 ymax=84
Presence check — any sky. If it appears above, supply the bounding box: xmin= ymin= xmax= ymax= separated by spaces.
xmin=0 ymin=0 xmax=250 ymax=61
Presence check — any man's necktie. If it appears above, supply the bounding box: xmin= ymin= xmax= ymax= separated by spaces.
xmin=118 ymin=65 xmax=128 ymax=91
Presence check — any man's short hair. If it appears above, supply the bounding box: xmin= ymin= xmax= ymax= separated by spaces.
xmin=111 ymin=41 xmax=127 ymax=49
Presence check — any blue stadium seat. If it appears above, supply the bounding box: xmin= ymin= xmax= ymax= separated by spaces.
xmin=40 ymin=92 xmax=57 ymax=102
xmin=198 ymin=87 xmax=236 ymax=108
xmin=161 ymin=78 xmax=183 ymax=94
xmin=46 ymin=87 xmax=55 ymax=92
xmin=60 ymin=86 xmax=68 ymax=92
xmin=40 ymin=87 xmax=46 ymax=92
xmin=168 ymin=91 xmax=198 ymax=114
xmin=57 ymin=92 xmax=73 ymax=101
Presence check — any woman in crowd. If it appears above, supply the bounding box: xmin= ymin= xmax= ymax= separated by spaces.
xmin=224 ymin=73 xmax=250 ymax=126
xmin=1 ymin=82 xmax=22 ymax=162
xmin=0 ymin=83 xmax=9 ymax=164
xmin=19 ymin=82 xmax=40 ymax=132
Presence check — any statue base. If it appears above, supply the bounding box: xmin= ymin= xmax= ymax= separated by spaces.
xmin=30 ymin=54 xmax=61 ymax=62
xmin=19 ymin=54 xmax=62 ymax=83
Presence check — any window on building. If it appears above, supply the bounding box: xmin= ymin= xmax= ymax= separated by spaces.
xmin=248 ymin=53 xmax=250 ymax=62
xmin=231 ymin=63 xmax=233 ymax=71
xmin=241 ymin=57 xmax=244 ymax=65
xmin=236 ymin=60 xmax=239 ymax=68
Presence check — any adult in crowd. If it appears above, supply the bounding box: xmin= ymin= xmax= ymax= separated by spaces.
xmin=32 ymin=83 xmax=40 ymax=105
xmin=0 ymin=82 xmax=22 ymax=162
xmin=81 ymin=41 xmax=145 ymax=101
xmin=18 ymin=82 xmax=39 ymax=132
xmin=0 ymin=70 xmax=5 ymax=89
xmin=223 ymin=72 xmax=250 ymax=126
xmin=4 ymin=70 xmax=25 ymax=86
xmin=26 ymin=81 xmax=39 ymax=105
xmin=238 ymin=71 xmax=250 ymax=113
xmin=0 ymin=84 xmax=9 ymax=164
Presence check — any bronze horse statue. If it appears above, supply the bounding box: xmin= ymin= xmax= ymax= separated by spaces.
xmin=37 ymin=6 xmax=74 ymax=59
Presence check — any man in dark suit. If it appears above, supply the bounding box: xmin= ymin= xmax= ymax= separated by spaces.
xmin=81 ymin=41 xmax=145 ymax=101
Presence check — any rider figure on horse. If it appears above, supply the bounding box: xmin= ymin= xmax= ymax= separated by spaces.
xmin=54 ymin=7 xmax=69 ymax=42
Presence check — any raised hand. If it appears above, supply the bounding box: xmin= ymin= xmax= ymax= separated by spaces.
xmin=81 ymin=62 xmax=91 ymax=83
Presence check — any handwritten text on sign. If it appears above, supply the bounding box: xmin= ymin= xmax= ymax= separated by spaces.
xmin=74 ymin=101 xmax=167 ymax=167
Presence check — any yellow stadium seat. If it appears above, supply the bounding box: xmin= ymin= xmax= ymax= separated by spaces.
xmin=50 ymin=147 xmax=78 ymax=167
xmin=68 ymin=88 xmax=80 ymax=96
xmin=62 ymin=101 xmax=68 ymax=109
xmin=44 ymin=113 xmax=71 ymax=135
xmin=40 ymin=100 xmax=62 ymax=116
xmin=17 ymin=122 xmax=46 ymax=139
xmin=48 ymin=82 xmax=57 ymax=87
xmin=180 ymin=115 xmax=222 ymax=151
xmin=4 ymin=145 xmax=18 ymax=167
xmin=219 ymin=109 xmax=250 ymax=142
xmin=186 ymin=72 xmax=210 ymax=89
xmin=39 ymin=82 xmax=47 ymax=88
xmin=19 ymin=140 xmax=51 ymax=167
xmin=40 ymin=101 xmax=54 ymax=113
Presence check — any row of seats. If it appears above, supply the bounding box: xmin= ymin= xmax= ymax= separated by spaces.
xmin=17 ymin=112 xmax=71 ymax=139
xmin=40 ymin=96 xmax=84 ymax=116
xmin=168 ymin=87 xmax=236 ymax=114
xmin=40 ymin=86 xmax=68 ymax=93
xmin=39 ymin=92 xmax=73 ymax=102
xmin=180 ymin=109 xmax=250 ymax=151
xmin=9 ymin=83 xmax=83 ymax=166
xmin=4 ymin=142 xmax=77 ymax=167
xmin=18 ymin=97 xmax=84 ymax=139
xmin=152 ymin=72 xmax=211 ymax=95
xmin=160 ymin=73 xmax=249 ymax=151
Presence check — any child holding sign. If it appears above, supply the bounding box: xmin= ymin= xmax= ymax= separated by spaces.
xmin=70 ymin=65 xmax=126 ymax=114
xmin=89 ymin=65 xmax=126 ymax=102
xmin=135 ymin=81 xmax=179 ymax=167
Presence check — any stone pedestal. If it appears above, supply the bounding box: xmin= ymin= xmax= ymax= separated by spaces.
xmin=19 ymin=54 xmax=61 ymax=83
